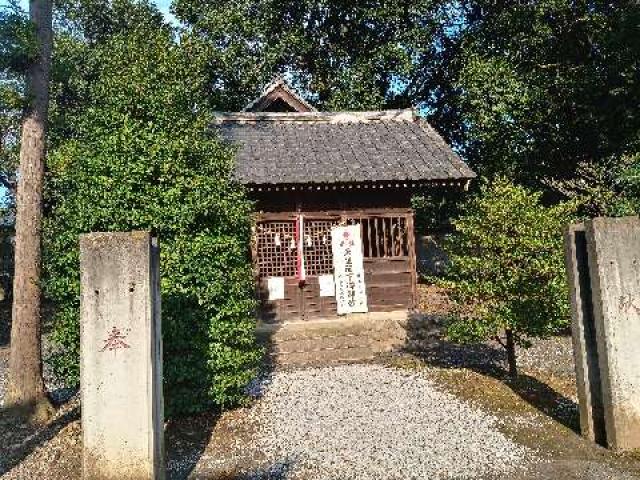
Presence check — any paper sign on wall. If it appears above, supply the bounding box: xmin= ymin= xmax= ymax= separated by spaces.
xmin=267 ymin=277 xmax=285 ymax=300
xmin=331 ymin=224 xmax=368 ymax=314
xmin=319 ymin=274 xmax=335 ymax=297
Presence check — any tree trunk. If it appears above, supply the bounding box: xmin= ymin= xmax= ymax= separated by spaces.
xmin=6 ymin=0 xmax=54 ymax=423
xmin=505 ymin=328 xmax=518 ymax=378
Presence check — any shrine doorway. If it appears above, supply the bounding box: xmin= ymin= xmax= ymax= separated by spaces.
xmin=253 ymin=209 xmax=416 ymax=323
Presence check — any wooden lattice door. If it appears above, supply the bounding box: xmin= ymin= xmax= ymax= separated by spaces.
xmin=301 ymin=219 xmax=339 ymax=319
xmin=254 ymin=217 xmax=339 ymax=321
xmin=253 ymin=209 xmax=416 ymax=322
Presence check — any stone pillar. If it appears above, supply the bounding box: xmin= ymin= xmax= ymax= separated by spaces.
xmin=566 ymin=217 xmax=640 ymax=451
xmin=564 ymin=223 xmax=606 ymax=445
xmin=585 ymin=217 xmax=640 ymax=451
xmin=80 ymin=231 xmax=164 ymax=479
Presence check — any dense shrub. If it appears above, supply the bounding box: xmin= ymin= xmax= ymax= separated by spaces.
xmin=411 ymin=190 xmax=463 ymax=234
xmin=441 ymin=178 xmax=577 ymax=375
xmin=610 ymin=151 xmax=640 ymax=216
xmin=42 ymin=28 xmax=261 ymax=415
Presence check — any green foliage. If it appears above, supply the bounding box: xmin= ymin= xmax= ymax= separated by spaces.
xmin=0 ymin=79 xmax=21 ymax=200
xmin=0 ymin=1 xmax=37 ymax=74
xmin=0 ymin=1 xmax=33 ymax=200
xmin=43 ymin=25 xmax=261 ymax=415
xmin=56 ymin=0 xmax=168 ymax=44
xmin=545 ymin=158 xmax=636 ymax=218
xmin=411 ymin=189 xmax=462 ymax=234
xmin=416 ymin=1 xmax=640 ymax=188
xmin=442 ymin=178 xmax=577 ymax=348
xmin=609 ymin=149 xmax=640 ymax=216
xmin=172 ymin=0 xmax=439 ymax=111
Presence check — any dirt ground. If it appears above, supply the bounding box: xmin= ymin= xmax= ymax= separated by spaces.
xmin=3 ymin=344 xmax=640 ymax=479
xmin=385 ymin=353 xmax=640 ymax=480
xmin=2 ymin=285 xmax=640 ymax=479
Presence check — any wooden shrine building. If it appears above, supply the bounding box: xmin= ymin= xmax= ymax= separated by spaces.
xmin=214 ymin=78 xmax=475 ymax=323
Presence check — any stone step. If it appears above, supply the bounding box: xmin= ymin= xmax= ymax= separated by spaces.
xmin=270 ymin=335 xmax=399 ymax=354
xmin=260 ymin=331 xmax=403 ymax=366
xmin=257 ymin=317 xmax=406 ymax=343
xmin=268 ymin=333 xmax=370 ymax=354
xmin=272 ymin=345 xmax=377 ymax=366
xmin=256 ymin=312 xmax=409 ymax=366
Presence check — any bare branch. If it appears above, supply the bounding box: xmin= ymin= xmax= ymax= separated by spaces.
xmin=0 ymin=173 xmax=16 ymax=191
xmin=492 ymin=335 xmax=506 ymax=349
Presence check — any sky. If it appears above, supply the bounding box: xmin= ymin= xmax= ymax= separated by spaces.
xmin=153 ymin=0 xmax=172 ymax=17
xmin=150 ymin=0 xmax=177 ymax=24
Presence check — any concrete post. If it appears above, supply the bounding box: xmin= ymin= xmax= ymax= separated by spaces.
xmin=585 ymin=217 xmax=640 ymax=451
xmin=80 ymin=231 xmax=164 ymax=479
xmin=564 ymin=223 xmax=606 ymax=445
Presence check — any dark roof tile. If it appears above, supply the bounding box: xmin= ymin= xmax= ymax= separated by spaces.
xmin=213 ymin=110 xmax=475 ymax=185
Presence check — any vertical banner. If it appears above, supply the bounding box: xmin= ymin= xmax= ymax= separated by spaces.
xmin=331 ymin=224 xmax=368 ymax=314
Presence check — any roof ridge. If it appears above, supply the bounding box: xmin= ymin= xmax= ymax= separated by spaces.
xmin=213 ymin=109 xmax=417 ymax=124
xmin=242 ymin=76 xmax=317 ymax=112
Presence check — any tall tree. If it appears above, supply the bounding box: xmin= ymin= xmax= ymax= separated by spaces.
xmin=173 ymin=0 xmax=440 ymax=111
xmin=6 ymin=0 xmax=54 ymax=421
xmin=413 ymin=1 xmax=640 ymax=187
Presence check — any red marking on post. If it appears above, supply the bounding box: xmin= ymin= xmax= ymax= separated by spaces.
xmin=100 ymin=326 xmax=131 ymax=352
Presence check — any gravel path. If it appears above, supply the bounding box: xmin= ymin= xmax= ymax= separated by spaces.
xmin=243 ymin=364 xmax=536 ymax=480
xmin=518 ymin=336 xmax=575 ymax=378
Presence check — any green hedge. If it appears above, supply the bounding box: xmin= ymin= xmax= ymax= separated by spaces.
xmin=42 ymin=29 xmax=262 ymax=415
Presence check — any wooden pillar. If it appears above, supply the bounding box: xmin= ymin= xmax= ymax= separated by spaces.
xmin=407 ymin=211 xmax=418 ymax=310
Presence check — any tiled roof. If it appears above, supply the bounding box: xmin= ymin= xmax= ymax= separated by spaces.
xmin=213 ymin=109 xmax=476 ymax=186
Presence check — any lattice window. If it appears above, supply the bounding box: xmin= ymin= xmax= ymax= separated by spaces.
xmin=357 ymin=216 xmax=409 ymax=258
xmin=255 ymin=221 xmax=296 ymax=278
xmin=303 ymin=219 xmax=339 ymax=276
xmin=255 ymin=215 xmax=410 ymax=278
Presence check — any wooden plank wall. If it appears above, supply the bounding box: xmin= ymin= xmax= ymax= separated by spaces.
xmin=364 ymin=257 xmax=413 ymax=312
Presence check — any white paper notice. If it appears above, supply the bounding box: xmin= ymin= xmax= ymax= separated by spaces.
xmin=319 ymin=274 xmax=335 ymax=297
xmin=267 ymin=277 xmax=285 ymax=300
xmin=331 ymin=224 xmax=368 ymax=314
